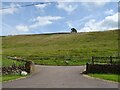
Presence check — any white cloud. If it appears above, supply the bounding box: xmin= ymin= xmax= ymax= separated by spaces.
xmin=66 ymin=15 xmax=93 ymax=28
xmin=35 ymin=3 xmax=48 ymax=9
xmin=93 ymin=0 xmax=111 ymax=6
xmin=79 ymin=12 xmax=118 ymax=32
xmin=0 ymin=3 xmax=19 ymax=15
xmin=100 ymin=12 xmax=118 ymax=27
xmin=3 ymin=23 xmax=32 ymax=35
xmin=30 ymin=16 xmax=64 ymax=28
xmin=79 ymin=15 xmax=93 ymax=23
xmin=81 ymin=1 xmax=110 ymax=9
xmin=30 ymin=21 xmax=52 ymax=28
xmin=57 ymin=2 xmax=78 ymax=13
xmin=16 ymin=25 xmax=29 ymax=32
xmin=35 ymin=3 xmax=51 ymax=12
xmin=66 ymin=21 xmax=74 ymax=28
xmin=16 ymin=16 xmax=63 ymax=32
xmin=105 ymin=9 xmax=114 ymax=15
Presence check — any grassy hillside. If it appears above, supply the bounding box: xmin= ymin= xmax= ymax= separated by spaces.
xmin=2 ymin=30 xmax=119 ymax=65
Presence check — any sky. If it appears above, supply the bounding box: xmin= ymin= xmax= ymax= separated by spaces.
xmin=0 ymin=1 xmax=119 ymax=36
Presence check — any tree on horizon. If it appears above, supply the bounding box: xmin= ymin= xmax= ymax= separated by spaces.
xmin=71 ymin=28 xmax=77 ymax=33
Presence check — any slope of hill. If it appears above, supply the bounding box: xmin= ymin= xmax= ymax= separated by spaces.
xmin=2 ymin=30 xmax=118 ymax=58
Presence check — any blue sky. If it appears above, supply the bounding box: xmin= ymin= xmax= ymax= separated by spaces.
xmin=0 ymin=1 xmax=119 ymax=36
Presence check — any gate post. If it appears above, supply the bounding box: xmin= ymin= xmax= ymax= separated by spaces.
xmin=92 ymin=56 xmax=94 ymax=64
xmin=25 ymin=61 xmax=35 ymax=74
xmin=109 ymin=56 xmax=112 ymax=64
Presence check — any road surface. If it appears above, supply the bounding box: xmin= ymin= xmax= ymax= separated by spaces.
xmin=3 ymin=65 xmax=118 ymax=88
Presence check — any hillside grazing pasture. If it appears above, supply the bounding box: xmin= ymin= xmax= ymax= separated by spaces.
xmin=2 ymin=30 xmax=118 ymax=65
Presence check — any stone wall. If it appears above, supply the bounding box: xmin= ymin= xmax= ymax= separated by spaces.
xmin=2 ymin=65 xmax=26 ymax=75
xmin=1 ymin=61 xmax=35 ymax=75
xmin=86 ymin=63 xmax=120 ymax=74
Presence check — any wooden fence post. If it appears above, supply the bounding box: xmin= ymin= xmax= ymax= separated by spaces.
xmin=110 ymin=56 xmax=112 ymax=64
xmin=92 ymin=56 xmax=94 ymax=64
xmin=86 ymin=62 xmax=89 ymax=73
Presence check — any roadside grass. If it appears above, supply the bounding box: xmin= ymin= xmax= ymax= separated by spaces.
xmin=88 ymin=74 xmax=120 ymax=82
xmin=2 ymin=57 xmax=25 ymax=67
xmin=0 ymin=74 xmax=26 ymax=82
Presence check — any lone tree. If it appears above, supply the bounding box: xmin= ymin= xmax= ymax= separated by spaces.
xmin=71 ymin=28 xmax=77 ymax=33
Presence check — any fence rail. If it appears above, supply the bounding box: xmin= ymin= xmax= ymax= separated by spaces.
xmin=86 ymin=56 xmax=120 ymax=74
xmin=91 ymin=56 xmax=120 ymax=64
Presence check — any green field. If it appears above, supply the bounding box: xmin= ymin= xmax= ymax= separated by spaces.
xmin=89 ymin=74 xmax=120 ymax=82
xmin=2 ymin=30 xmax=119 ymax=65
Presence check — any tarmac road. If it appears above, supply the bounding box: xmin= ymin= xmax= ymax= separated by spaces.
xmin=2 ymin=65 xmax=118 ymax=88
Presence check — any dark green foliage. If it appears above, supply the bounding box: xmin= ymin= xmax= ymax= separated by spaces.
xmin=71 ymin=28 xmax=77 ymax=33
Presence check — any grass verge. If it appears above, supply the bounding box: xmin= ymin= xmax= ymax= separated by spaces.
xmin=0 ymin=74 xmax=27 ymax=82
xmin=88 ymin=74 xmax=120 ymax=82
